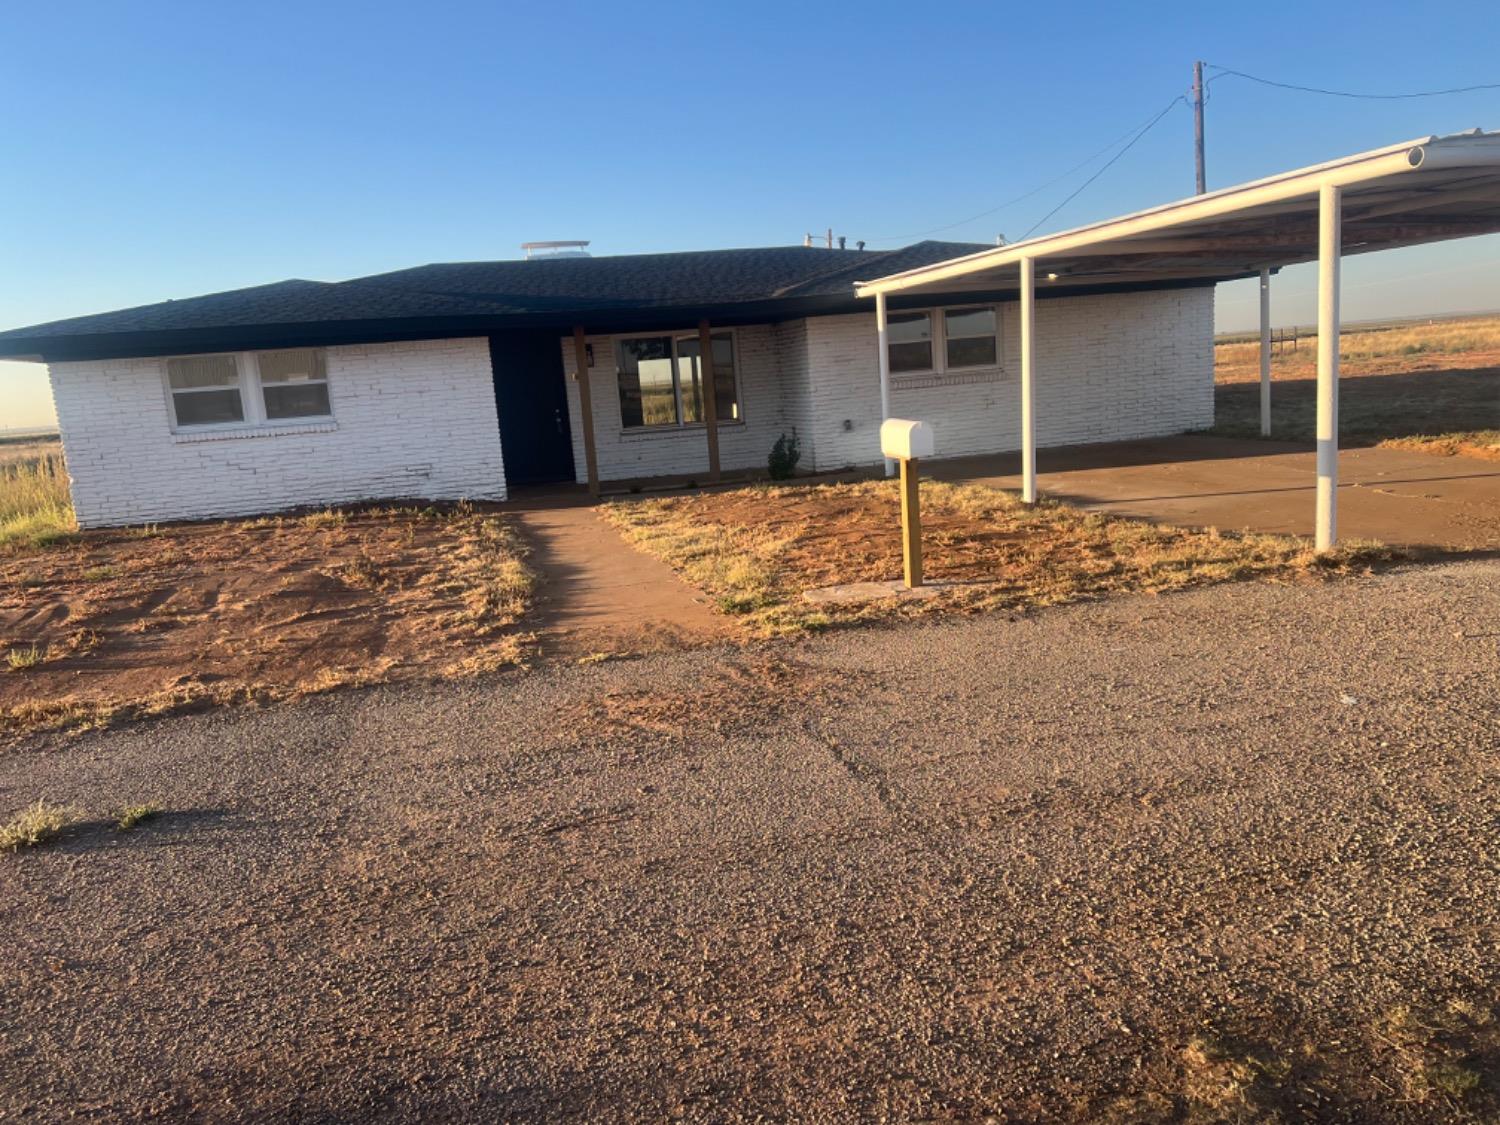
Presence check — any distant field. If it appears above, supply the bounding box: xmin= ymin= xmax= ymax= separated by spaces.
xmin=1213 ymin=314 xmax=1500 ymax=460
xmin=0 ymin=434 xmax=62 ymax=471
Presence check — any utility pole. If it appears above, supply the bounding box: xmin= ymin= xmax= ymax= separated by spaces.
xmin=1192 ymin=59 xmax=1206 ymax=194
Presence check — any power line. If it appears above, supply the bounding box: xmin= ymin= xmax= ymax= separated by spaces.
xmin=1205 ymin=64 xmax=1500 ymax=100
xmin=869 ymin=95 xmax=1192 ymax=244
xmin=1017 ymin=95 xmax=1187 ymax=241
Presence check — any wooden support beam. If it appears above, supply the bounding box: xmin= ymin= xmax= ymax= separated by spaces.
xmin=900 ymin=457 xmax=923 ymax=589
xmin=697 ymin=318 xmax=721 ymax=483
xmin=572 ymin=325 xmax=600 ymax=498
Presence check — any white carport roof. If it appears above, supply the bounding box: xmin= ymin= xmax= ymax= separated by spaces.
xmin=854 ymin=130 xmax=1500 ymax=298
xmin=854 ymin=129 xmax=1500 ymax=554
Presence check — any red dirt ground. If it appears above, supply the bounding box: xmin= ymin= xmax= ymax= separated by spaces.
xmin=0 ymin=507 xmax=529 ymax=735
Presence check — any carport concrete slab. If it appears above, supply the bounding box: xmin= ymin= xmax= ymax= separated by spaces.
xmin=929 ymin=436 xmax=1500 ymax=551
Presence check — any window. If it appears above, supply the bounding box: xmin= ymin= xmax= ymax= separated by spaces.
xmin=887 ymin=312 xmax=934 ymax=373
xmin=166 ymin=355 xmax=244 ymax=426
xmin=884 ymin=305 xmax=1002 ymax=377
xmin=677 ymin=333 xmax=740 ymax=424
xmin=945 ymin=307 xmax=998 ymax=369
xmin=164 ymin=348 xmax=333 ymax=430
xmin=616 ymin=332 xmax=740 ymax=429
xmin=257 ymin=348 xmax=331 ymax=420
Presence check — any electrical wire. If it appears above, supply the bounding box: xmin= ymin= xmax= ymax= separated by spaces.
xmin=869 ymin=95 xmax=1193 ymax=244
xmin=1205 ymin=64 xmax=1500 ymax=100
xmin=1016 ymin=95 xmax=1187 ymax=241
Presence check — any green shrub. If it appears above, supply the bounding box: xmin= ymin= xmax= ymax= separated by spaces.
xmin=768 ymin=432 xmax=801 ymax=480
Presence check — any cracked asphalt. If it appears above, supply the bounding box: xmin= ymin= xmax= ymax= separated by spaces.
xmin=1 ymin=559 xmax=1497 ymax=1121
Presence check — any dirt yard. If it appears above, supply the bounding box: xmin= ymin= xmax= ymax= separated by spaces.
xmin=0 ymin=505 xmax=533 ymax=737
xmin=1214 ymin=316 xmax=1500 ymax=458
xmin=604 ymin=479 xmax=1391 ymax=635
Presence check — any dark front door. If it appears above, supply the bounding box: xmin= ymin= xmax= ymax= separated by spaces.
xmin=489 ymin=332 xmax=576 ymax=485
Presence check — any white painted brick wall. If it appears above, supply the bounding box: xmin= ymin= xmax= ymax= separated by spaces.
xmin=554 ymin=288 xmax=1210 ymax=483
xmin=795 ymin=287 xmax=1215 ymax=471
xmin=49 ymin=337 xmax=506 ymax=527
xmin=560 ymin=324 xmax=795 ymax=483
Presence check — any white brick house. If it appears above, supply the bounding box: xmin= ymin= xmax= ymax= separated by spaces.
xmin=560 ymin=287 xmax=1212 ymax=484
xmin=0 ymin=242 xmax=1217 ymax=527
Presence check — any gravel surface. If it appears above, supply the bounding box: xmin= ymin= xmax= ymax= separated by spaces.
xmin=1 ymin=559 xmax=1497 ymax=1121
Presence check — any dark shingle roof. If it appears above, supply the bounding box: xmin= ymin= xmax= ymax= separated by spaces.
xmin=0 ymin=242 xmax=989 ymax=360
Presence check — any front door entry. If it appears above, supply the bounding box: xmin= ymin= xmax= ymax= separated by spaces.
xmin=489 ymin=332 xmax=577 ymax=485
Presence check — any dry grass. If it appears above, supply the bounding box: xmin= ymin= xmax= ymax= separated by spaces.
xmin=1382 ymin=430 xmax=1500 ymax=462
xmin=0 ymin=799 xmax=70 ymax=851
xmin=1213 ymin=315 xmax=1500 ymax=457
xmin=0 ymin=504 xmax=538 ymax=740
xmin=115 ymin=803 xmax=162 ymax=831
xmin=0 ymin=449 xmax=75 ymax=553
xmin=605 ymin=479 xmax=1396 ymax=636
xmin=5 ymin=645 xmax=43 ymax=671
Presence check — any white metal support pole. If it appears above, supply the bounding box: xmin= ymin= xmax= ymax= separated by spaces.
xmin=1258 ymin=268 xmax=1272 ymax=437
xmin=876 ymin=290 xmax=894 ymax=478
xmin=1315 ymin=183 xmax=1341 ymax=552
xmin=1020 ymin=256 xmax=1037 ymax=503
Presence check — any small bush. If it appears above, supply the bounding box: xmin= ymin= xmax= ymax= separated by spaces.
xmin=116 ymin=803 xmax=163 ymax=831
xmin=768 ymin=432 xmax=801 ymax=480
xmin=6 ymin=645 xmax=43 ymax=671
xmin=0 ymin=800 xmax=70 ymax=851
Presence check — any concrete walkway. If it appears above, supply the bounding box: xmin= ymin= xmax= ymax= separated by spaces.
xmin=508 ymin=494 xmax=733 ymax=658
xmin=928 ymin=435 xmax=1500 ymax=551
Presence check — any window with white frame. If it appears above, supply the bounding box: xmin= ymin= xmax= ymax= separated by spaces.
xmin=886 ymin=312 xmax=934 ymax=373
xmin=164 ymin=348 xmax=333 ymax=430
xmin=616 ymin=331 xmax=741 ymax=429
xmin=257 ymin=348 xmax=331 ymax=420
xmin=944 ymin=307 xmax=998 ymax=369
xmin=885 ymin=305 xmax=1001 ymax=376
xmin=165 ymin=354 xmax=245 ymax=426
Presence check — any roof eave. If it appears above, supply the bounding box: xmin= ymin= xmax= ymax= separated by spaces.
xmin=853 ymin=133 xmax=1500 ymax=297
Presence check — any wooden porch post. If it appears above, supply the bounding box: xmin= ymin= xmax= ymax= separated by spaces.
xmin=572 ymin=325 xmax=600 ymax=498
xmin=697 ymin=318 xmax=721 ymax=483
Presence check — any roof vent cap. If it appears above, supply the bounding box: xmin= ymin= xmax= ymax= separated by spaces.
xmin=522 ymin=240 xmax=592 ymax=260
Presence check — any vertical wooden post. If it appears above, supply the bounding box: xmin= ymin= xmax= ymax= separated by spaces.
xmin=697 ymin=318 xmax=721 ymax=483
xmin=899 ymin=456 xmax=922 ymax=589
xmin=1192 ymin=60 xmax=1206 ymax=195
xmin=572 ymin=325 xmax=600 ymax=498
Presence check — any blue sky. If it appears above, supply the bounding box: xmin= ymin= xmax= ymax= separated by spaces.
xmin=3 ymin=0 xmax=1498 ymax=429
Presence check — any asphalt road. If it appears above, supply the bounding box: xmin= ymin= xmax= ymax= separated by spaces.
xmin=2 ymin=559 xmax=1498 ymax=1121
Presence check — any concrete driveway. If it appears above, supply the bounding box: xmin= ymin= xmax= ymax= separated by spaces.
xmin=929 ymin=435 xmax=1500 ymax=551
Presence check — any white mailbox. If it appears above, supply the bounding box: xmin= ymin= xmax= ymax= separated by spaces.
xmin=880 ymin=418 xmax=935 ymax=461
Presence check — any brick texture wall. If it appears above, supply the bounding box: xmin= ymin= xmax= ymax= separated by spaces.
xmin=49 ymin=337 xmax=506 ymax=527
xmin=794 ymin=287 xmax=1216 ymax=472
xmin=556 ymin=287 xmax=1211 ymax=483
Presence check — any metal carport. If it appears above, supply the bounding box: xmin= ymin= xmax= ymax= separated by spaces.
xmin=855 ymin=129 xmax=1500 ymax=550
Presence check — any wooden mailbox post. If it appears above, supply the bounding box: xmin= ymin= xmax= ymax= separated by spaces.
xmin=879 ymin=419 xmax=934 ymax=589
